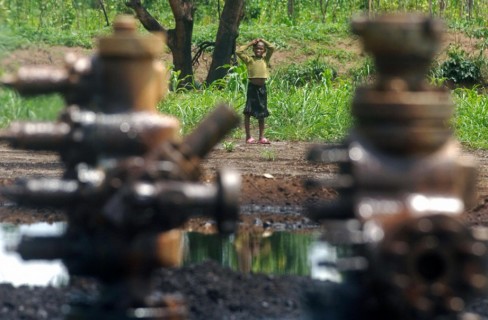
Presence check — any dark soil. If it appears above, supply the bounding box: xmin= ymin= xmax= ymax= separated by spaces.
xmin=1 ymin=140 xmax=488 ymax=319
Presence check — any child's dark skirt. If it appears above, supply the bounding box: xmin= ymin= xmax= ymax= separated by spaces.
xmin=244 ymin=83 xmax=269 ymax=119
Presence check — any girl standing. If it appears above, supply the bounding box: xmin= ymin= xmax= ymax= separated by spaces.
xmin=236 ymin=38 xmax=275 ymax=144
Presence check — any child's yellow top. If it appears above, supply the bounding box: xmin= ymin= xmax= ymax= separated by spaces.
xmin=236 ymin=40 xmax=275 ymax=79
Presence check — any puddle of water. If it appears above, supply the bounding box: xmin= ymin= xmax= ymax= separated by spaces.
xmin=0 ymin=223 xmax=339 ymax=287
xmin=0 ymin=222 xmax=69 ymax=287
xmin=184 ymin=231 xmax=321 ymax=276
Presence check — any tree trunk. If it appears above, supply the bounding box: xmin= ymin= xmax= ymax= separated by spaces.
xmin=127 ymin=0 xmax=194 ymax=87
xmin=205 ymin=0 xmax=244 ymax=85
xmin=467 ymin=0 xmax=474 ymax=19
xmin=439 ymin=0 xmax=446 ymax=15
xmin=287 ymin=0 xmax=295 ymax=18
xmin=319 ymin=0 xmax=329 ymax=23
xmin=126 ymin=1 xmax=167 ymax=35
xmin=169 ymin=0 xmax=195 ymax=86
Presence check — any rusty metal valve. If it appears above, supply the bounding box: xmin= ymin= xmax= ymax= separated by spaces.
xmin=306 ymin=14 xmax=488 ymax=320
xmin=0 ymin=15 xmax=241 ymax=320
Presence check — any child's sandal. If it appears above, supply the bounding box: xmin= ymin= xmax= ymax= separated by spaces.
xmin=246 ymin=137 xmax=257 ymax=144
xmin=259 ymin=138 xmax=270 ymax=144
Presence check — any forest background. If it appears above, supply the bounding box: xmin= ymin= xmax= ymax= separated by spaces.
xmin=0 ymin=0 xmax=488 ymax=148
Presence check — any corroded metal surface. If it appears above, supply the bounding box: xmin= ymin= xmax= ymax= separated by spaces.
xmin=0 ymin=15 xmax=240 ymax=320
xmin=307 ymin=14 xmax=487 ymax=320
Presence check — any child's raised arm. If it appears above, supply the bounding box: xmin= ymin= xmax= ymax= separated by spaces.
xmin=259 ymin=38 xmax=276 ymax=60
xmin=236 ymin=41 xmax=254 ymax=63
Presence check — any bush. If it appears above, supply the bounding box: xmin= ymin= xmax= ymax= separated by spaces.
xmin=432 ymin=47 xmax=487 ymax=86
xmin=274 ymin=59 xmax=337 ymax=87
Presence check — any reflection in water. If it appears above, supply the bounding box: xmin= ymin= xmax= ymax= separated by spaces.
xmin=0 ymin=223 xmax=335 ymax=287
xmin=184 ymin=231 xmax=320 ymax=276
xmin=0 ymin=222 xmax=69 ymax=287
xmin=308 ymin=241 xmax=342 ymax=282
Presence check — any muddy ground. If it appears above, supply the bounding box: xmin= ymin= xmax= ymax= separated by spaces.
xmin=1 ymin=140 xmax=488 ymax=319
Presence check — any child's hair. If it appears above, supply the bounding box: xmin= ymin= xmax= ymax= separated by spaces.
xmin=253 ymin=41 xmax=265 ymax=49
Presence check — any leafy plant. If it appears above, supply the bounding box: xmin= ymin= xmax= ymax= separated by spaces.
xmin=223 ymin=63 xmax=248 ymax=94
xmin=348 ymin=57 xmax=376 ymax=85
xmin=260 ymin=148 xmax=276 ymax=161
xmin=0 ymin=26 xmax=29 ymax=58
xmin=452 ymin=88 xmax=488 ymax=149
xmin=222 ymin=141 xmax=236 ymax=152
xmin=432 ymin=47 xmax=487 ymax=86
xmin=274 ymin=59 xmax=337 ymax=87
xmin=0 ymin=89 xmax=64 ymax=127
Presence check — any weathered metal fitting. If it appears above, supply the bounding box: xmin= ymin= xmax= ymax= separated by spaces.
xmin=1 ymin=65 xmax=70 ymax=95
xmin=352 ymin=87 xmax=454 ymax=154
xmin=2 ymin=14 xmax=240 ymax=320
xmin=346 ymin=135 xmax=477 ymax=210
xmin=352 ymin=88 xmax=453 ymax=121
xmin=1 ymin=15 xmax=169 ymax=111
xmin=0 ymin=55 xmax=96 ymax=106
xmin=98 ymin=15 xmax=164 ymax=58
xmin=96 ymin=15 xmax=168 ymax=113
xmin=306 ymin=13 xmax=482 ymax=320
xmin=101 ymin=168 xmax=241 ymax=234
xmin=352 ymin=15 xmax=442 ymax=91
xmin=375 ymin=214 xmax=488 ymax=315
xmin=351 ymin=14 xmax=443 ymax=84
xmin=0 ymin=107 xmax=180 ymax=163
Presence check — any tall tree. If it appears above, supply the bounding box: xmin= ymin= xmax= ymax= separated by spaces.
xmin=439 ymin=0 xmax=446 ymax=15
xmin=319 ymin=0 xmax=330 ymax=23
xmin=205 ymin=0 xmax=244 ymax=84
xmin=467 ymin=0 xmax=474 ymax=19
xmin=287 ymin=0 xmax=295 ymax=18
xmin=126 ymin=0 xmax=194 ymax=86
xmin=126 ymin=0 xmax=244 ymax=87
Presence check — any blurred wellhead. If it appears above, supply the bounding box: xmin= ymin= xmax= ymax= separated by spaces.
xmin=305 ymin=13 xmax=487 ymax=320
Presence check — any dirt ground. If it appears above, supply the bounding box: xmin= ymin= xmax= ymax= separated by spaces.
xmin=0 ymin=140 xmax=337 ymax=320
xmin=1 ymin=140 xmax=488 ymax=319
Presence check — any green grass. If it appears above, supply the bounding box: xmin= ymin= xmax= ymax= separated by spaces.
xmin=159 ymin=72 xmax=353 ymax=142
xmin=0 ymin=89 xmax=64 ymax=127
xmin=3 ymin=68 xmax=488 ymax=150
xmin=0 ymin=27 xmax=29 ymax=60
xmin=452 ymin=88 xmax=488 ymax=149
xmin=1 ymin=1 xmax=488 ymax=148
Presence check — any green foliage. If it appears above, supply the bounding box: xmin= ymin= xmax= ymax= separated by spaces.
xmin=1 ymin=0 xmax=488 ymax=151
xmin=0 ymin=89 xmax=64 ymax=126
xmin=468 ymin=27 xmax=488 ymax=39
xmin=265 ymin=79 xmax=353 ymax=141
xmin=274 ymin=59 xmax=337 ymax=87
xmin=432 ymin=47 xmax=487 ymax=85
xmin=222 ymin=141 xmax=236 ymax=152
xmin=1 ymin=0 xmax=487 ymax=50
xmin=157 ymin=70 xmax=353 ymax=142
xmin=243 ymin=0 xmax=262 ymax=21
xmin=219 ymin=63 xmax=248 ymax=94
xmin=237 ymin=22 xmax=341 ymax=49
xmin=452 ymin=88 xmax=488 ymax=149
xmin=260 ymin=148 xmax=276 ymax=161
xmin=184 ymin=231 xmax=316 ymax=276
xmin=0 ymin=27 xmax=29 ymax=58
xmin=348 ymin=57 xmax=376 ymax=85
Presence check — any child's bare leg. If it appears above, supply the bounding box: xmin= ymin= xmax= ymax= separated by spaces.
xmin=245 ymin=115 xmax=252 ymax=140
xmin=258 ymin=118 xmax=265 ymax=140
